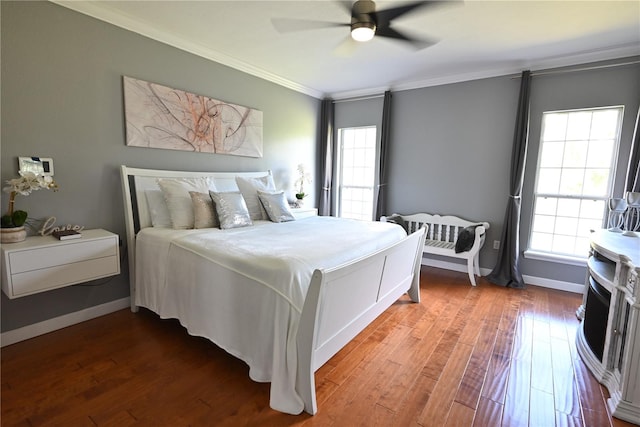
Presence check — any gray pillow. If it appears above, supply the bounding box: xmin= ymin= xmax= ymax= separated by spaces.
xmin=209 ymin=191 xmax=252 ymax=229
xmin=455 ymin=225 xmax=480 ymax=253
xmin=385 ymin=214 xmax=407 ymax=232
xmin=257 ymin=190 xmax=295 ymax=223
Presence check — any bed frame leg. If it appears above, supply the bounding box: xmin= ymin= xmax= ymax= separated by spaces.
xmin=296 ymin=271 xmax=322 ymax=415
xmin=407 ymin=226 xmax=426 ymax=303
xmin=408 ymin=274 xmax=421 ymax=303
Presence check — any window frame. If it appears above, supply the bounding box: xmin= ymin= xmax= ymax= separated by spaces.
xmin=335 ymin=125 xmax=378 ymax=221
xmin=525 ymin=105 xmax=624 ymax=262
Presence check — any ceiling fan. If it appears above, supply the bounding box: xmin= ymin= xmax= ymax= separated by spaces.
xmin=271 ymin=1 xmax=447 ymax=51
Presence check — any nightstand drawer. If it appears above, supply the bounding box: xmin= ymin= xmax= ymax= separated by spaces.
xmin=627 ymin=268 xmax=638 ymax=298
xmin=10 ymin=256 xmax=119 ymax=297
xmin=8 ymin=238 xmax=117 ymax=274
xmin=1 ymin=229 xmax=120 ymax=299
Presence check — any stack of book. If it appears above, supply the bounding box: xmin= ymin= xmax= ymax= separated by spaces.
xmin=51 ymin=229 xmax=82 ymax=240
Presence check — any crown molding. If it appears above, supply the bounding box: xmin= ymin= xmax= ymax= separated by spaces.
xmin=331 ymin=43 xmax=640 ymax=99
xmin=49 ymin=1 xmax=324 ymax=99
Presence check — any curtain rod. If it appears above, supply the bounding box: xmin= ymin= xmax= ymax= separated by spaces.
xmin=332 ymin=94 xmax=385 ymax=103
xmin=514 ymin=59 xmax=640 ymax=78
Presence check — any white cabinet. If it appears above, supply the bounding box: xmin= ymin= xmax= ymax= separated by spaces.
xmin=576 ymin=229 xmax=640 ymax=424
xmin=291 ymin=208 xmax=318 ymax=220
xmin=1 ymin=229 xmax=120 ymax=299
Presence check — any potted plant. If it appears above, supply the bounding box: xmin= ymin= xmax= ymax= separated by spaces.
xmin=2 ymin=171 xmax=58 ymax=243
xmin=294 ymin=164 xmax=312 ymax=207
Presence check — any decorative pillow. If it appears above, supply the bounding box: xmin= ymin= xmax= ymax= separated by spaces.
xmin=455 ymin=225 xmax=480 ymax=253
xmin=385 ymin=214 xmax=407 ymax=232
xmin=209 ymin=191 xmax=253 ymax=229
xmin=145 ymin=190 xmax=172 ymax=228
xmin=157 ymin=178 xmax=209 ymax=229
xmin=189 ymin=191 xmax=219 ymax=229
xmin=235 ymin=175 xmax=276 ymax=220
xmin=257 ymin=190 xmax=296 ymax=223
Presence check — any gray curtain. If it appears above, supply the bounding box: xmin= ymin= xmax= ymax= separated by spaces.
xmin=375 ymin=91 xmax=392 ymax=220
xmin=318 ymin=98 xmax=334 ymax=216
xmin=626 ymin=105 xmax=640 ymax=193
xmin=485 ymin=70 xmax=532 ymax=289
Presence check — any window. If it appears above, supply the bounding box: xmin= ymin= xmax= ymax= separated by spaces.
xmin=337 ymin=126 xmax=377 ymax=221
xmin=529 ymin=106 xmax=623 ymax=258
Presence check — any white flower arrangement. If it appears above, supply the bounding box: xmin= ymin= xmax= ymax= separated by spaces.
xmin=2 ymin=171 xmax=58 ymax=228
xmin=294 ymin=164 xmax=312 ymax=200
xmin=3 ymin=172 xmax=57 ymax=196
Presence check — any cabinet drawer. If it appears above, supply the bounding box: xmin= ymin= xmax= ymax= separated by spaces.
xmin=8 ymin=238 xmax=117 ymax=274
xmin=9 ymin=256 xmax=119 ymax=297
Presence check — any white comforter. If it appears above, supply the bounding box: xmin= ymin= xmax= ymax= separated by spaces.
xmin=135 ymin=216 xmax=406 ymax=414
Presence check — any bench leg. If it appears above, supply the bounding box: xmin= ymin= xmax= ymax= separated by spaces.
xmin=474 ymin=255 xmax=481 ymax=277
xmin=467 ymin=258 xmax=477 ymax=286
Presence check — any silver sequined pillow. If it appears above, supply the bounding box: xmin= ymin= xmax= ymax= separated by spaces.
xmin=209 ymin=191 xmax=253 ymax=229
xmin=257 ymin=191 xmax=296 ymax=223
xmin=189 ymin=191 xmax=219 ymax=229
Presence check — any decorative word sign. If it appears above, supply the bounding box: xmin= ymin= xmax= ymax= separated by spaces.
xmin=38 ymin=217 xmax=85 ymax=236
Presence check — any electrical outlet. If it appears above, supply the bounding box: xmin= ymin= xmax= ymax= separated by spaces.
xmin=493 ymin=240 xmax=500 ymax=250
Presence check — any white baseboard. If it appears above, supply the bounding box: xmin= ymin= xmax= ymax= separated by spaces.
xmin=421 ymin=259 xmax=583 ymax=294
xmin=521 ymin=274 xmax=584 ymax=294
xmin=1 ymin=297 xmax=131 ymax=347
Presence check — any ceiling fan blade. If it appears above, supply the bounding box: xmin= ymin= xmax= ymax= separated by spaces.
xmin=271 ymin=18 xmax=349 ymax=34
xmin=335 ymin=1 xmax=353 ymax=15
xmin=333 ymin=35 xmax=359 ymax=57
xmin=374 ymin=1 xmax=433 ymax=25
xmin=375 ymin=26 xmax=438 ymax=50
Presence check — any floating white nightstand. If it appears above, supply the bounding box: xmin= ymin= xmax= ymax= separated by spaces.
xmin=1 ymin=229 xmax=120 ymax=299
xmin=291 ymin=208 xmax=318 ymax=220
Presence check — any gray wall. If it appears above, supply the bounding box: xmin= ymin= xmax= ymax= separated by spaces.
xmin=522 ymin=62 xmax=640 ymax=282
xmin=336 ymin=61 xmax=639 ymax=285
xmin=1 ymin=1 xmax=320 ymax=332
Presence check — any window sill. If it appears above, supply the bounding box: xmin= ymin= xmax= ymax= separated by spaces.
xmin=523 ymin=249 xmax=587 ymax=267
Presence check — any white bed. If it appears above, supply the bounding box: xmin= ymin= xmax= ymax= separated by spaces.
xmin=120 ymin=166 xmax=426 ymax=415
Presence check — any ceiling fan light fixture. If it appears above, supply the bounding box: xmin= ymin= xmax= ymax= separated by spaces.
xmin=351 ymin=22 xmax=376 ymax=42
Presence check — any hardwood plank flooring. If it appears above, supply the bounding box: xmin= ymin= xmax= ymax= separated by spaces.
xmin=2 ymin=266 xmax=637 ymax=426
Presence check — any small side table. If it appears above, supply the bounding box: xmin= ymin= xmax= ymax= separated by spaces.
xmin=1 ymin=229 xmax=120 ymax=299
xmin=291 ymin=208 xmax=318 ymax=220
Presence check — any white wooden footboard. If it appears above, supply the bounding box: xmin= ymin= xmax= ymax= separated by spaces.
xmin=296 ymin=226 xmax=426 ymax=415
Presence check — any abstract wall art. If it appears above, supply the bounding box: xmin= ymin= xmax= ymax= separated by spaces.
xmin=123 ymin=76 xmax=263 ymax=158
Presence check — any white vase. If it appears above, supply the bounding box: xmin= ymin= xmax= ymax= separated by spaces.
xmin=1 ymin=226 xmax=27 ymax=243
xmin=295 ymin=198 xmax=304 ymax=208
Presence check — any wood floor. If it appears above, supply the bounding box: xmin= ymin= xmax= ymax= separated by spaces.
xmin=1 ymin=266 xmax=636 ymax=427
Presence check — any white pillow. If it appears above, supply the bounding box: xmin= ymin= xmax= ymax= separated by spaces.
xmin=235 ymin=175 xmax=276 ymax=221
xmin=145 ymin=190 xmax=172 ymax=228
xmin=157 ymin=178 xmax=209 ymax=229
xmin=189 ymin=191 xmax=219 ymax=229
xmin=257 ymin=191 xmax=295 ymax=223
xmin=209 ymin=191 xmax=253 ymax=229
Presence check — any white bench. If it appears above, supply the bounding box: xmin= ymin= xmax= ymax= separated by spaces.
xmin=381 ymin=213 xmax=490 ymax=286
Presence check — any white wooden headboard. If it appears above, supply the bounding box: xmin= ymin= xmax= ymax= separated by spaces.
xmin=120 ymin=165 xmax=271 ymax=310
